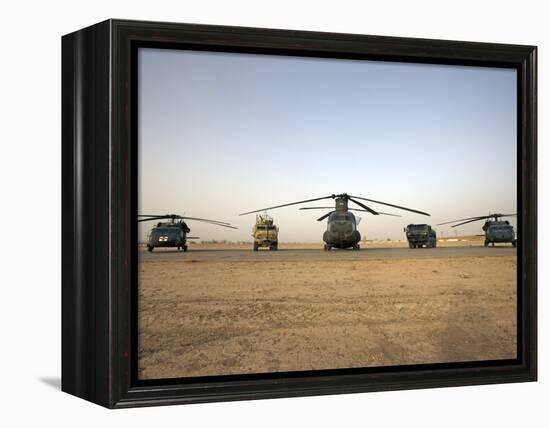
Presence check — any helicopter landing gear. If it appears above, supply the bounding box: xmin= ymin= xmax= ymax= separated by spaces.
xmin=324 ymin=244 xmax=332 ymax=251
xmin=147 ymin=245 xmax=154 ymax=252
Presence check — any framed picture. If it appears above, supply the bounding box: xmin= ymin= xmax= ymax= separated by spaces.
xmin=62 ymin=19 xmax=537 ymax=408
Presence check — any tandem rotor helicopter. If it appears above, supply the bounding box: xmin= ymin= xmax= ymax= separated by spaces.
xmin=139 ymin=214 xmax=237 ymax=252
xmin=240 ymin=193 xmax=430 ymax=250
xmin=437 ymin=213 xmax=517 ymax=247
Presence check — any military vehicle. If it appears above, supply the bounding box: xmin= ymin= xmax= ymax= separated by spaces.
xmin=252 ymin=213 xmax=279 ymax=250
xmin=138 ymin=214 xmax=237 ymax=252
xmin=240 ymin=193 xmax=429 ymax=250
xmin=437 ymin=213 xmax=517 ymax=247
xmin=404 ymin=224 xmax=437 ymax=248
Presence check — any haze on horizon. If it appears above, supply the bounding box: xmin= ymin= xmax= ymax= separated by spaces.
xmin=138 ymin=48 xmax=517 ymax=242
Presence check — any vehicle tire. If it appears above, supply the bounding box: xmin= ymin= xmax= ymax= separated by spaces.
xmin=324 ymin=244 xmax=331 ymax=251
xmin=484 ymin=239 xmax=489 ymax=247
xmin=408 ymin=242 xmax=414 ymax=249
xmin=253 ymin=242 xmax=259 ymax=251
xmin=183 ymin=245 xmax=188 ymax=252
xmin=271 ymin=243 xmax=278 ymax=251
xmin=433 ymin=239 xmax=437 ymax=248
xmin=147 ymin=245 xmax=154 ymax=252
xmin=512 ymin=240 xmax=517 ymax=247
xmin=353 ymin=244 xmax=360 ymax=251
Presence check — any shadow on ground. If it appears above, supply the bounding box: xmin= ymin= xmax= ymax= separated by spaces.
xmin=38 ymin=377 xmax=60 ymax=390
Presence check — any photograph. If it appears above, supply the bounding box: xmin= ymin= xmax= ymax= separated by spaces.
xmin=136 ymin=47 xmax=518 ymax=380
xmin=1 ymin=0 xmax=543 ymax=420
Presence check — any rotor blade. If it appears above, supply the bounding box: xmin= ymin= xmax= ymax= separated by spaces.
xmin=437 ymin=216 xmax=488 ymax=226
xmin=193 ymin=221 xmax=238 ymax=229
xmin=451 ymin=218 xmax=487 ymax=228
xmin=350 ymin=195 xmax=430 ymax=216
xmin=486 ymin=213 xmax=517 ymax=220
xmin=348 ymin=197 xmax=379 ymax=215
xmin=141 ymin=214 xmax=232 ymax=225
xmin=180 ymin=216 xmax=232 ymax=225
xmin=317 ymin=211 xmax=335 ymax=221
xmin=213 ymin=223 xmax=238 ymax=229
xmin=299 ymin=207 xmax=402 ymax=217
xmin=188 ymin=219 xmax=238 ymax=228
xmin=347 ymin=208 xmax=401 ymax=217
xmin=138 ymin=216 xmax=170 ymax=222
xmin=138 ymin=214 xmax=231 ymax=225
xmin=240 ymin=195 xmax=334 ymax=215
xmin=300 ymin=206 xmax=400 ymax=217
xmin=138 ymin=215 xmax=236 ymax=228
xmin=377 ymin=211 xmax=402 ymax=217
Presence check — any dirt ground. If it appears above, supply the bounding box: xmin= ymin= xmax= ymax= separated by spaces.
xmin=138 ymin=239 xmax=517 ymax=380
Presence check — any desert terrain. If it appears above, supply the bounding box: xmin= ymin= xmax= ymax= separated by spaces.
xmin=138 ymin=236 xmax=517 ymax=380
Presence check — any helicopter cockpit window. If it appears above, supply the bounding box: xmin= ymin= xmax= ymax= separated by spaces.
xmin=491 ymin=225 xmax=511 ymax=231
xmin=331 ymin=212 xmax=355 ymax=222
xmin=328 ymin=213 xmax=356 ymax=233
xmin=409 ymin=225 xmax=429 ymax=232
xmin=152 ymin=228 xmax=182 ymax=238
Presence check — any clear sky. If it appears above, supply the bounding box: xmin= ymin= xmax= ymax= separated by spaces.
xmin=138 ymin=48 xmax=517 ymax=242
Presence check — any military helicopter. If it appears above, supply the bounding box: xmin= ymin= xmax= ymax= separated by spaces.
xmin=240 ymin=193 xmax=430 ymax=250
xmin=437 ymin=213 xmax=517 ymax=247
xmin=139 ymin=214 xmax=237 ymax=252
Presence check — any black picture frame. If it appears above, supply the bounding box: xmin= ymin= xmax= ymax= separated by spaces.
xmin=62 ymin=19 xmax=537 ymax=408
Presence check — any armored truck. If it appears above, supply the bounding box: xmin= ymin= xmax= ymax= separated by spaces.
xmin=404 ymin=224 xmax=437 ymax=248
xmin=252 ymin=214 xmax=279 ymax=251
